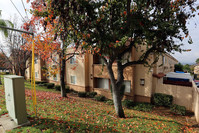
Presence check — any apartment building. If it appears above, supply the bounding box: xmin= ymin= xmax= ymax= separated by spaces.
xmin=26 ymin=46 xmax=178 ymax=103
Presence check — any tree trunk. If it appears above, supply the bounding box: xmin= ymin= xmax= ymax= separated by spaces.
xmin=112 ymin=85 xmax=125 ymax=118
xmin=0 ymin=75 xmax=2 ymax=85
xmin=60 ymin=43 xmax=67 ymax=97
xmin=107 ymin=64 xmax=125 ymax=118
xmin=20 ymin=68 xmax=25 ymax=77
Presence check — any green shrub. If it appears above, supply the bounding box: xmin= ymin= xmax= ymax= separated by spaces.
xmin=94 ymin=95 xmax=106 ymax=101
xmin=70 ymin=88 xmax=78 ymax=94
xmin=133 ymin=103 xmax=154 ymax=112
xmin=35 ymin=81 xmax=42 ymax=84
xmin=87 ymin=92 xmax=97 ymax=98
xmin=78 ymin=92 xmax=87 ymax=97
xmin=122 ymin=99 xmax=134 ymax=108
xmin=43 ymin=83 xmax=49 ymax=86
xmin=170 ymin=104 xmax=186 ymax=115
xmin=66 ymin=86 xmax=70 ymax=93
xmin=106 ymin=100 xmax=114 ymax=105
xmin=152 ymin=93 xmax=173 ymax=107
xmin=55 ymin=85 xmax=61 ymax=91
xmin=38 ymin=84 xmax=45 ymax=86
xmin=46 ymin=83 xmax=55 ymax=89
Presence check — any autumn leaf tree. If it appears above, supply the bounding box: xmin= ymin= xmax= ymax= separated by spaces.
xmin=196 ymin=58 xmax=199 ymax=64
xmin=24 ymin=0 xmax=82 ymax=97
xmin=69 ymin=0 xmax=197 ymax=118
xmin=26 ymin=0 xmax=198 ymax=117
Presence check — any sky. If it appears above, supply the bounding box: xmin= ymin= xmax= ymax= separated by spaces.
xmin=0 ymin=0 xmax=199 ymax=65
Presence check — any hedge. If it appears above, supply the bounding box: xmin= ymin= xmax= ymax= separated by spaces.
xmin=152 ymin=93 xmax=173 ymax=107
xmin=170 ymin=104 xmax=186 ymax=115
xmin=94 ymin=95 xmax=106 ymax=101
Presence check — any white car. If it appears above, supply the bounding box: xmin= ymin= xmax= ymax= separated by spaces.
xmin=195 ymin=82 xmax=199 ymax=88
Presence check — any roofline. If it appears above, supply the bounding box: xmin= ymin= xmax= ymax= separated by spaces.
xmin=164 ymin=53 xmax=178 ymax=63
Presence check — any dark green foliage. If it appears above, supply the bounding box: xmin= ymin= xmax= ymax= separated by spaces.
xmin=152 ymin=93 xmax=173 ymax=107
xmin=133 ymin=103 xmax=154 ymax=112
xmin=55 ymin=85 xmax=61 ymax=91
xmin=35 ymin=81 xmax=41 ymax=84
xmin=46 ymin=83 xmax=55 ymax=89
xmin=106 ymin=100 xmax=114 ymax=105
xmin=87 ymin=92 xmax=97 ymax=98
xmin=66 ymin=86 xmax=70 ymax=93
xmin=174 ymin=63 xmax=183 ymax=72
xmin=170 ymin=104 xmax=186 ymax=116
xmin=78 ymin=92 xmax=87 ymax=97
xmin=122 ymin=100 xmax=154 ymax=112
xmin=43 ymin=83 xmax=48 ymax=86
xmin=196 ymin=58 xmax=199 ymax=64
xmin=183 ymin=64 xmax=191 ymax=73
xmin=122 ymin=99 xmax=135 ymax=108
xmin=35 ymin=81 xmax=47 ymax=84
xmin=70 ymin=88 xmax=78 ymax=94
xmin=94 ymin=95 xmax=106 ymax=102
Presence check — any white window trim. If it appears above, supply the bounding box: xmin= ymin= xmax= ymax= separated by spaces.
xmin=70 ymin=75 xmax=76 ymax=84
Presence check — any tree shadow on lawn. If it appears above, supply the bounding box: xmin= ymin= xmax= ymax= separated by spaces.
xmin=126 ymin=115 xmax=183 ymax=126
xmin=14 ymin=116 xmax=118 ymax=133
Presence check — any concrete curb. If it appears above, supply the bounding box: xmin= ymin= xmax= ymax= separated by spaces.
xmin=0 ymin=114 xmax=30 ymax=132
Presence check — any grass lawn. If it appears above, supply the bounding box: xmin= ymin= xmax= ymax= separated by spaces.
xmin=24 ymin=81 xmax=59 ymax=93
xmin=0 ymin=79 xmax=198 ymax=132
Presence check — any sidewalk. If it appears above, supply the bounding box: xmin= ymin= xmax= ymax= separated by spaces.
xmin=0 ymin=114 xmax=18 ymax=132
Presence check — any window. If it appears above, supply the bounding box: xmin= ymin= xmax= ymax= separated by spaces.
xmin=70 ymin=56 xmax=76 ymax=64
xmin=140 ymin=79 xmax=145 ymax=86
xmin=123 ymin=80 xmax=131 ymax=93
xmin=54 ymin=56 xmax=57 ymax=62
xmin=53 ymin=74 xmax=58 ymax=81
xmin=35 ymin=56 xmax=38 ymax=64
xmin=96 ymin=78 xmax=109 ymax=90
xmin=35 ymin=72 xmax=38 ymax=78
xmin=70 ymin=75 xmax=76 ymax=84
xmin=162 ymin=56 xmax=165 ymax=65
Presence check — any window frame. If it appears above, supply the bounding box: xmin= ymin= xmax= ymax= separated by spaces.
xmin=70 ymin=75 xmax=76 ymax=84
xmin=70 ymin=56 xmax=76 ymax=64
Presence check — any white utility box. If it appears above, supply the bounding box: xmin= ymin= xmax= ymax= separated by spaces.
xmin=4 ymin=75 xmax=28 ymax=125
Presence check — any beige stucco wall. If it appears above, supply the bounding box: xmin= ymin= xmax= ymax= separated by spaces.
xmin=133 ymin=45 xmax=153 ymax=99
xmin=154 ymin=78 xmax=193 ymax=110
xmin=134 ymin=64 xmax=153 ymax=98
xmin=154 ymin=53 xmax=178 ymax=74
xmin=66 ymin=54 xmax=86 ymax=87
xmin=26 ymin=56 xmax=46 ymax=81
xmin=93 ymin=64 xmax=133 ymax=81
xmin=192 ymin=81 xmax=199 ymax=122
xmin=194 ymin=66 xmax=199 ymax=74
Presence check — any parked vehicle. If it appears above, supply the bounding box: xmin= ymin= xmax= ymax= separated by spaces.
xmin=195 ymin=82 xmax=199 ymax=88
